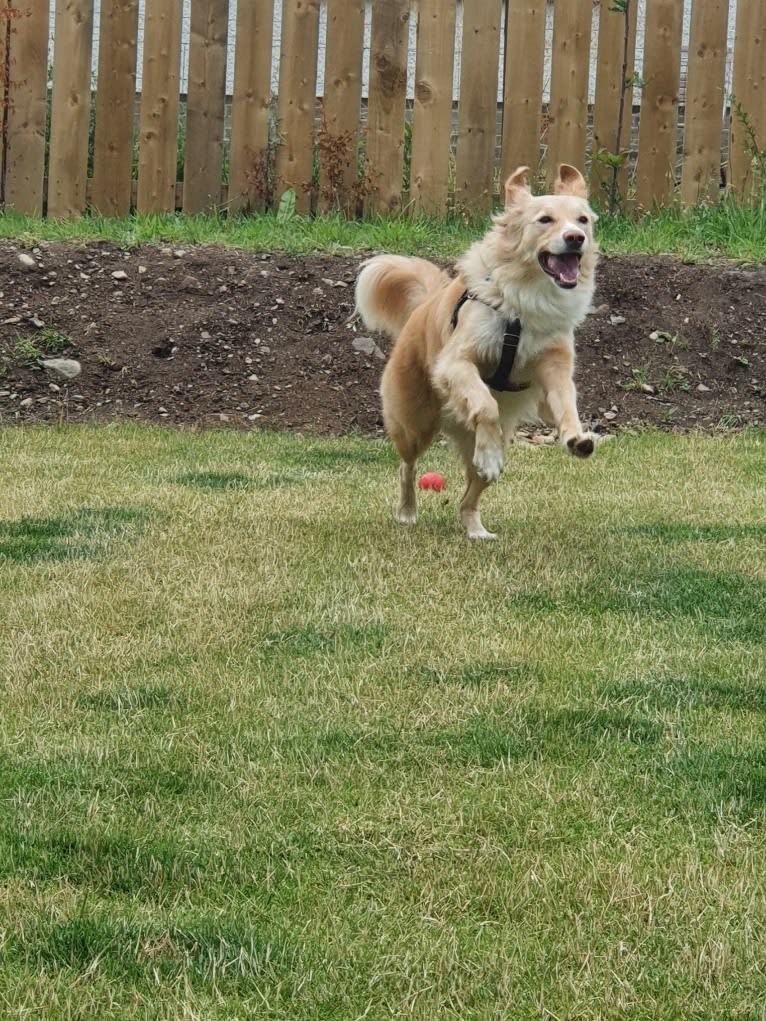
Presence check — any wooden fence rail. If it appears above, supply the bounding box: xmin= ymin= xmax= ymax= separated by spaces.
xmin=1 ymin=0 xmax=764 ymax=220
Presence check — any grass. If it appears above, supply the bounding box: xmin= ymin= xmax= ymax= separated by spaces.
xmin=1 ymin=423 xmax=766 ymax=1019
xmin=1 ymin=190 xmax=766 ymax=262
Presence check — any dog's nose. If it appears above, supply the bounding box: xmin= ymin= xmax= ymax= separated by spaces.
xmin=564 ymin=231 xmax=585 ymax=250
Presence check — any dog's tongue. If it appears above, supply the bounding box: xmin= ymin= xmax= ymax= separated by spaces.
xmin=548 ymin=253 xmax=580 ymax=285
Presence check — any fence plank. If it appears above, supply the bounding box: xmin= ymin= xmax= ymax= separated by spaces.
xmin=366 ymin=0 xmax=409 ymax=214
xmin=454 ymin=0 xmax=502 ymax=214
xmin=500 ymin=0 xmax=546 ymax=182
xmin=634 ymin=0 xmax=682 ymax=209
xmin=546 ymin=0 xmax=592 ymax=184
xmin=47 ymin=0 xmax=94 ymax=218
xmin=591 ymin=0 xmax=638 ymax=209
xmin=318 ymin=0 xmax=365 ymax=214
xmin=91 ymin=0 xmax=139 ymax=217
xmin=228 ymin=0 xmax=274 ymax=212
xmin=183 ymin=0 xmax=229 ymax=213
xmin=274 ymin=0 xmax=320 ymax=213
xmin=136 ymin=0 xmax=183 ymax=213
xmin=4 ymin=0 xmax=49 ymax=214
xmin=410 ymin=0 xmax=456 ymax=215
xmin=728 ymin=0 xmax=766 ymax=197
xmin=680 ymin=0 xmax=729 ymax=205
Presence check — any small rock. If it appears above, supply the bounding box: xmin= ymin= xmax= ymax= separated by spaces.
xmin=20 ymin=397 xmax=34 ymax=407
xmin=353 ymin=336 xmax=386 ymax=360
xmin=17 ymin=253 xmax=37 ymax=270
xmin=41 ymin=358 xmax=82 ymax=380
xmin=111 ymin=270 xmax=128 ymax=281
xmin=639 ymin=383 xmax=656 ymax=395
xmin=604 ymin=410 xmax=617 ymax=421
xmin=696 ymin=383 xmax=712 ymax=393
xmin=609 ymin=314 xmax=626 ymax=326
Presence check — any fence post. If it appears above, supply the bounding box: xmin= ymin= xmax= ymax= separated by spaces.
xmin=3 ymin=0 xmax=48 ymax=215
xmin=680 ymin=0 xmax=729 ymax=206
xmin=634 ymin=0 xmax=683 ymax=210
xmin=228 ymin=0 xmax=274 ymax=214
xmin=366 ymin=0 xmax=409 ymax=215
xmin=546 ymin=0 xmax=592 ymax=185
xmin=91 ymin=0 xmax=139 ymax=217
xmin=728 ymin=0 xmax=766 ymax=199
xmin=410 ymin=0 xmax=456 ymax=216
xmin=500 ymin=0 xmax=546 ymax=183
xmin=454 ymin=0 xmax=502 ymax=215
xmin=318 ymin=0 xmax=365 ymax=215
xmin=47 ymin=0 xmax=94 ymax=219
xmin=136 ymin=0 xmax=183 ymax=214
xmin=183 ymin=0 xmax=230 ymax=214
xmin=274 ymin=0 xmax=321 ymax=214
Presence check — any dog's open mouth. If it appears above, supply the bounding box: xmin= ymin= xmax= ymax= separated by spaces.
xmin=539 ymin=252 xmax=581 ymax=289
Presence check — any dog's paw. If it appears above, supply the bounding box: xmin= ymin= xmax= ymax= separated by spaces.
xmin=473 ymin=444 xmax=504 ymax=482
xmin=566 ymin=432 xmax=597 ymax=459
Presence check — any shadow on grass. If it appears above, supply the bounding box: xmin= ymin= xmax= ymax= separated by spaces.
xmin=0 ymin=507 xmax=151 ymax=563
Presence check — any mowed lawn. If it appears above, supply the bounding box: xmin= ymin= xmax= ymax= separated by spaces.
xmin=1 ymin=423 xmax=765 ymax=1020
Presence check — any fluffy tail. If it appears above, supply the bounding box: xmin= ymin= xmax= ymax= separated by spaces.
xmin=355 ymin=255 xmax=447 ymax=340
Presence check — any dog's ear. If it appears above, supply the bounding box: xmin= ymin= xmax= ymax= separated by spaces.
xmin=554 ymin=164 xmax=588 ymax=198
xmin=504 ymin=166 xmax=532 ymax=207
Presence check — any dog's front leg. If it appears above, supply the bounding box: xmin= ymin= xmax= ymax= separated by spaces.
xmin=537 ymin=343 xmax=597 ymax=458
xmin=434 ymin=357 xmax=504 ymax=481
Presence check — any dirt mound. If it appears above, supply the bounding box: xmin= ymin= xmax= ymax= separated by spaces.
xmin=1 ymin=241 xmax=763 ymax=434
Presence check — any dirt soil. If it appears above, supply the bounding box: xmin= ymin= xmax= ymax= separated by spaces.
xmin=1 ymin=240 xmax=764 ymax=436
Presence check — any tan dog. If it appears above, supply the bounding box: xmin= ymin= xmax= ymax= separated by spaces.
xmin=355 ymin=165 xmax=599 ymax=539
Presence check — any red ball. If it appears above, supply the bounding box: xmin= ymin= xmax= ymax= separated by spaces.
xmin=418 ymin=472 xmax=446 ymax=491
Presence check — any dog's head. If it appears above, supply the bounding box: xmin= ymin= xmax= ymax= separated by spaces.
xmin=497 ymin=165 xmax=598 ymax=290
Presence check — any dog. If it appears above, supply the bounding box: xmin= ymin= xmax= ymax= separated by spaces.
xmin=355 ymin=164 xmax=599 ymax=539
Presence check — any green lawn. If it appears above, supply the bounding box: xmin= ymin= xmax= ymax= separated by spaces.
xmin=1 ymin=424 xmax=765 ymax=1019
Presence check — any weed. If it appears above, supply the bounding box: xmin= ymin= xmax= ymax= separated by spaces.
xmin=658 ymin=363 xmax=690 ymax=393
xmin=38 ymin=328 xmax=74 ymax=354
xmin=13 ymin=333 xmax=42 ymax=366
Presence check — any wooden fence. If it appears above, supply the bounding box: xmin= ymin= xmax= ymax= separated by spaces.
xmin=1 ymin=0 xmax=764 ymax=220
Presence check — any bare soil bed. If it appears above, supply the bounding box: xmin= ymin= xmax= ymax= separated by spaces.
xmin=1 ymin=240 xmax=763 ymax=435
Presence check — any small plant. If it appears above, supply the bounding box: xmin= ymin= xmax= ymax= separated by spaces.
xmin=658 ymin=363 xmax=690 ymax=393
xmin=729 ymin=94 xmax=766 ymax=189
xmin=13 ymin=333 xmax=42 ymax=366
xmin=594 ymin=0 xmax=651 ymax=215
xmin=39 ymin=328 xmax=74 ymax=354
xmin=621 ymin=366 xmax=649 ymax=393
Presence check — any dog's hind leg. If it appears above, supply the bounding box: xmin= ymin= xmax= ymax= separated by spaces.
xmin=387 ymin=424 xmax=438 ymax=525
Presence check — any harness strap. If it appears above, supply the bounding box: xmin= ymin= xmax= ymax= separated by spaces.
xmin=451 ymin=290 xmax=530 ymax=393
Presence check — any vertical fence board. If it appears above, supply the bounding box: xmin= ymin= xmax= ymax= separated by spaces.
xmin=546 ymin=0 xmax=592 ymax=184
xmin=183 ymin=0 xmax=229 ymax=213
xmin=634 ymin=0 xmax=683 ymax=209
xmin=728 ymin=0 xmax=766 ymax=197
xmin=500 ymin=0 xmax=546 ymax=181
xmin=274 ymin=0 xmax=320 ymax=213
xmin=366 ymin=0 xmax=409 ymax=214
xmin=136 ymin=0 xmax=183 ymax=213
xmin=318 ymin=0 xmax=365 ymax=214
xmin=4 ymin=0 xmax=49 ymax=214
xmin=91 ymin=0 xmax=139 ymax=217
xmin=410 ymin=0 xmax=456 ymax=215
xmin=454 ymin=0 xmax=501 ymax=214
xmin=228 ymin=0 xmax=274 ymax=212
xmin=680 ymin=0 xmax=730 ymax=205
xmin=591 ymin=0 xmax=638 ymax=208
xmin=47 ymin=0 xmax=94 ymax=218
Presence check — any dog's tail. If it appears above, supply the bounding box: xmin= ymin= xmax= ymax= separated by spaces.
xmin=355 ymin=255 xmax=446 ymax=340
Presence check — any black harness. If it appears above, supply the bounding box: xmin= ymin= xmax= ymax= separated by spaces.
xmin=450 ymin=290 xmax=530 ymax=393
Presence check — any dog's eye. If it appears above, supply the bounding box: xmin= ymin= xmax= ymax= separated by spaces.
xmin=538 ymin=215 xmax=554 ymax=224
xmin=578 ymin=215 xmax=590 ymax=224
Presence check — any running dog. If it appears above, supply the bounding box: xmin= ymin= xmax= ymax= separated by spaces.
xmin=355 ymin=164 xmax=599 ymax=539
